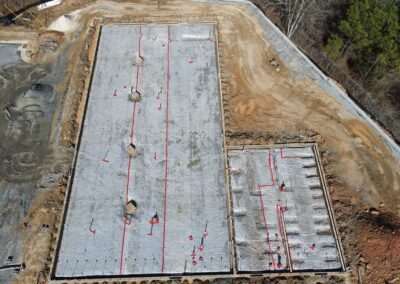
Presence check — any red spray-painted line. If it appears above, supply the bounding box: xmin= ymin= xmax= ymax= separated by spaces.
xmin=130 ymin=102 xmax=137 ymax=142
xmin=119 ymin=26 xmax=143 ymax=276
xmin=279 ymin=206 xmax=294 ymax=271
xmin=276 ymin=205 xmax=292 ymax=270
xmin=280 ymin=147 xmax=302 ymax=159
xmin=135 ymin=28 xmax=142 ymax=92
xmin=275 ymin=205 xmax=285 ymax=250
xmin=258 ymin=186 xmax=276 ymax=269
xmin=119 ymin=157 xmax=131 ymax=274
xmin=130 ymin=27 xmax=143 ymax=141
xmin=258 ymin=149 xmax=275 ymax=188
xmin=161 ymin=26 xmax=171 ymax=273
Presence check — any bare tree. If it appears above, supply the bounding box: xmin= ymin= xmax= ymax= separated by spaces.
xmin=262 ymin=0 xmax=334 ymax=38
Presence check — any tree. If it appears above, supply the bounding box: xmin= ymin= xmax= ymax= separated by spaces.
xmin=326 ymin=0 xmax=400 ymax=80
xmin=263 ymin=0 xmax=320 ymax=38
xmin=325 ymin=34 xmax=345 ymax=59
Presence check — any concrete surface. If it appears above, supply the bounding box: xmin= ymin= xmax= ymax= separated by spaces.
xmin=228 ymin=146 xmax=343 ymax=272
xmin=55 ymin=23 xmax=230 ymax=278
xmin=0 ymin=44 xmax=20 ymax=68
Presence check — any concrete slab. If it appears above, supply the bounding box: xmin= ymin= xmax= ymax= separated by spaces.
xmin=54 ymin=23 xmax=230 ymax=278
xmin=228 ymin=146 xmax=343 ymax=272
xmin=0 ymin=44 xmax=20 ymax=68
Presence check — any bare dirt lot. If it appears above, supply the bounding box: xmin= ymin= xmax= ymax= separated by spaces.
xmin=0 ymin=0 xmax=399 ymax=283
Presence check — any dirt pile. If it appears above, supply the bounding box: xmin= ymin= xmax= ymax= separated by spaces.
xmin=329 ymin=178 xmax=400 ymax=283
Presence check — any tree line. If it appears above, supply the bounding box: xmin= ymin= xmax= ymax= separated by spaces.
xmin=261 ymin=0 xmax=400 ymax=84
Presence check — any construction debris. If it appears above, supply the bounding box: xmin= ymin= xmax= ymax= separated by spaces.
xmin=125 ymin=200 xmax=137 ymax=216
xmin=128 ymin=91 xmax=142 ymax=102
xmin=133 ymin=55 xmax=143 ymax=66
xmin=126 ymin=143 xmax=139 ymax=157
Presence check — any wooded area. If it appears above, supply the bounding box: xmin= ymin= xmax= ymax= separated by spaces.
xmin=254 ymin=0 xmax=400 ymax=142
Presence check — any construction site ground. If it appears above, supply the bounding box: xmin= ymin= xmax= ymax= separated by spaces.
xmin=0 ymin=0 xmax=399 ymax=283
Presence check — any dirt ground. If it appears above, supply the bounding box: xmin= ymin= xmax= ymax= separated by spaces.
xmin=1 ymin=0 xmax=399 ymax=283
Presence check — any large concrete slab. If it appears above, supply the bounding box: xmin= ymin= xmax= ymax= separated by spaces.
xmin=54 ymin=23 xmax=230 ymax=278
xmin=228 ymin=146 xmax=343 ymax=272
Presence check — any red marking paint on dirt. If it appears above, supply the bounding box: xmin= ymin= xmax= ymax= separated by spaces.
xmin=280 ymin=147 xmax=302 ymax=159
xmin=161 ymin=26 xmax=171 ymax=273
xmin=119 ymin=26 xmax=143 ymax=276
xmin=188 ymin=59 xmax=193 ymax=64
xmin=258 ymin=186 xmax=276 ymax=269
xmin=89 ymin=229 xmax=96 ymax=235
xmin=102 ymin=159 xmax=109 ymax=163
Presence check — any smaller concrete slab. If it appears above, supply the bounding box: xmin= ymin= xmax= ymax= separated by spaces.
xmin=228 ymin=146 xmax=343 ymax=272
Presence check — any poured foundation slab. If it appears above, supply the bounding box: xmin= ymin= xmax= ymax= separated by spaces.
xmin=54 ymin=23 xmax=230 ymax=278
xmin=228 ymin=146 xmax=343 ymax=272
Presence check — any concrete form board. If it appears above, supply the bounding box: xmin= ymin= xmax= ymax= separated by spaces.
xmin=228 ymin=146 xmax=343 ymax=272
xmin=54 ymin=23 xmax=230 ymax=278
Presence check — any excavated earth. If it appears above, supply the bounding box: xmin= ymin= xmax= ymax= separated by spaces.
xmin=0 ymin=0 xmax=398 ymax=283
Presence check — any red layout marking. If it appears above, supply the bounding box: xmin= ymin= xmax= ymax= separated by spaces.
xmin=279 ymin=206 xmax=294 ymax=271
xmin=89 ymin=229 xmax=96 ymax=235
xmin=258 ymin=186 xmax=276 ymax=269
xmin=276 ymin=204 xmax=292 ymax=270
xmin=257 ymin=149 xmax=290 ymax=270
xmin=102 ymin=159 xmax=109 ymax=163
xmin=280 ymin=147 xmax=303 ymax=159
xmin=119 ymin=26 xmax=142 ymax=275
xmin=258 ymin=149 xmax=275 ymax=188
xmin=161 ymin=26 xmax=171 ymax=273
